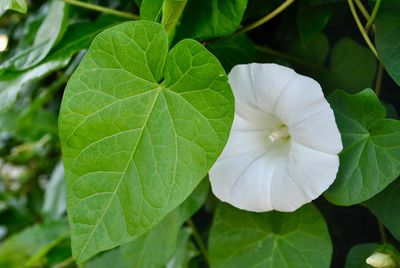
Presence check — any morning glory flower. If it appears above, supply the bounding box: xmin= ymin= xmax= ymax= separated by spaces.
xmin=209 ymin=63 xmax=343 ymax=212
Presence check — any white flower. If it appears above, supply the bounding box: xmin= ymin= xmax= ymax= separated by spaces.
xmin=209 ymin=63 xmax=343 ymax=212
xmin=366 ymin=252 xmax=396 ymax=268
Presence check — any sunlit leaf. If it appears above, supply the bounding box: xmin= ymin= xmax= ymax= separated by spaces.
xmin=59 ymin=21 xmax=233 ymax=262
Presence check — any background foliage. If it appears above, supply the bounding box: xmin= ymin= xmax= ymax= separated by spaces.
xmin=1 ymin=0 xmax=400 ymax=267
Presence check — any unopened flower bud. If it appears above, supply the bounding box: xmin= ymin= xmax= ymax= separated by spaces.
xmin=366 ymin=252 xmax=395 ymax=268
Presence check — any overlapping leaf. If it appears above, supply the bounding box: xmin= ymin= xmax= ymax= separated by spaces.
xmin=325 ymin=89 xmax=400 ymax=205
xmin=59 ymin=21 xmax=233 ymax=262
xmin=209 ymin=204 xmax=332 ymax=268
xmin=375 ymin=0 xmax=400 ymax=86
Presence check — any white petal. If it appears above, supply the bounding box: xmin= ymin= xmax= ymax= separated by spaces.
xmin=228 ymin=63 xmax=297 ymax=117
xmin=210 ymin=143 xmax=290 ymax=212
xmin=271 ymin=141 xmax=339 ymax=212
xmin=274 ymin=74 xmax=329 ymax=127
xmin=209 ymin=150 xmax=267 ymax=208
xmin=290 ymin=108 xmax=343 ymax=155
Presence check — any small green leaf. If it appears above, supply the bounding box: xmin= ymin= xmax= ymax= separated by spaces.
xmin=328 ymin=38 xmax=377 ymax=93
xmin=162 ymin=0 xmax=187 ymax=37
xmin=0 ymin=221 xmax=69 ymax=268
xmin=325 ymin=89 xmax=400 ymax=205
xmin=1 ymin=0 xmax=69 ymax=71
xmin=209 ymin=204 xmax=332 ymax=268
xmin=140 ymin=0 xmax=163 ymax=21
xmin=367 ymin=179 xmax=400 ymax=241
xmin=375 ymin=0 xmax=400 ymax=86
xmin=297 ymin=0 xmax=333 ymax=46
xmin=175 ymin=0 xmax=248 ymax=39
xmin=59 ymin=21 xmax=233 ymax=262
xmin=345 ymin=243 xmax=380 ymax=268
xmin=0 ymin=0 xmax=27 ymax=15
xmin=206 ymin=34 xmax=256 ymax=72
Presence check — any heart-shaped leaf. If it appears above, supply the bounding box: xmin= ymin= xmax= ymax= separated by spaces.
xmin=209 ymin=203 xmax=332 ymax=268
xmin=59 ymin=21 xmax=233 ymax=262
xmin=325 ymin=89 xmax=400 ymax=205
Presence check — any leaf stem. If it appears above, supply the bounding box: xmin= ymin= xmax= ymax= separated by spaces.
xmin=347 ymin=0 xmax=380 ymax=61
xmin=375 ymin=63 xmax=384 ymax=96
xmin=53 ymin=257 xmax=74 ymax=268
xmin=353 ymin=0 xmax=370 ymax=21
xmin=366 ymin=0 xmax=381 ymax=31
xmin=187 ymin=218 xmax=209 ymax=264
xmin=235 ymin=0 xmax=295 ymax=35
xmin=62 ymin=0 xmax=139 ymax=20
xmin=378 ymin=220 xmax=388 ymax=243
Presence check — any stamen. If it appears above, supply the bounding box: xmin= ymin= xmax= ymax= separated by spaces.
xmin=268 ymin=126 xmax=289 ymax=142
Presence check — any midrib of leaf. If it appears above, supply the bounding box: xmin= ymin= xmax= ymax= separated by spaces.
xmin=77 ymin=87 xmax=162 ymax=260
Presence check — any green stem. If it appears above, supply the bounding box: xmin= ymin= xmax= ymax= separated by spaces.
xmin=375 ymin=63 xmax=384 ymax=96
xmin=187 ymin=219 xmax=209 ymax=264
xmin=366 ymin=0 xmax=381 ymax=31
xmin=348 ymin=0 xmax=380 ymax=61
xmin=354 ymin=0 xmax=370 ymax=21
xmin=63 ymin=0 xmax=139 ymax=20
xmin=53 ymin=257 xmax=74 ymax=268
xmin=378 ymin=220 xmax=388 ymax=243
xmin=236 ymin=0 xmax=295 ymax=35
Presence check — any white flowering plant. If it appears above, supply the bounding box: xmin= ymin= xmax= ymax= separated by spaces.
xmin=1 ymin=0 xmax=400 ymax=267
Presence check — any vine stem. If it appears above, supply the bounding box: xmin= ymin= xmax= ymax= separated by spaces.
xmin=63 ymin=0 xmax=139 ymax=20
xmin=348 ymin=0 xmax=380 ymax=61
xmin=378 ymin=220 xmax=388 ymax=243
xmin=366 ymin=0 xmax=381 ymax=31
xmin=53 ymin=257 xmax=74 ymax=268
xmin=235 ymin=0 xmax=295 ymax=35
xmin=353 ymin=0 xmax=370 ymax=21
xmin=187 ymin=219 xmax=209 ymax=264
xmin=375 ymin=63 xmax=384 ymax=96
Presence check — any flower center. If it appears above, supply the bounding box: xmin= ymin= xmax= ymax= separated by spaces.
xmin=268 ymin=125 xmax=290 ymax=143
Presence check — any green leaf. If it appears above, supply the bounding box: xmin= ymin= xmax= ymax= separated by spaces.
xmin=140 ymin=0 xmax=163 ymax=21
xmin=209 ymin=203 xmax=332 ymax=268
xmin=367 ymin=179 xmax=400 ymax=241
xmin=59 ymin=21 xmax=233 ymax=262
xmin=206 ymin=34 xmax=256 ymax=72
xmin=1 ymin=0 xmax=69 ymax=71
xmin=297 ymin=0 xmax=333 ymax=46
xmin=324 ymin=89 xmax=400 ymax=205
xmin=345 ymin=243 xmax=380 ymax=268
xmin=328 ymin=38 xmax=377 ymax=93
xmin=0 ymin=221 xmax=69 ymax=268
xmin=375 ymin=0 xmax=400 ymax=86
xmin=175 ymin=0 xmax=248 ymax=39
xmin=0 ymin=0 xmax=27 ymax=15
xmin=42 ymin=161 xmax=67 ymax=221
xmin=162 ymin=0 xmax=187 ymax=37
